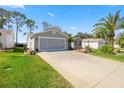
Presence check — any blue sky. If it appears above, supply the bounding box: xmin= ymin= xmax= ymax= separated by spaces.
xmin=0 ymin=5 xmax=124 ymax=43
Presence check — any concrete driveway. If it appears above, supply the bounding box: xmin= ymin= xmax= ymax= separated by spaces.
xmin=37 ymin=51 xmax=124 ymax=88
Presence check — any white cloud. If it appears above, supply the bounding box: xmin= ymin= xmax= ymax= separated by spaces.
xmin=7 ymin=5 xmax=25 ymax=9
xmin=47 ymin=12 xmax=55 ymax=17
xmin=70 ymin=26 xmax=76 ymax=30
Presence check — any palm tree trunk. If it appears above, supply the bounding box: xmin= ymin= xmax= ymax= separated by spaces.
xmin=111 ymin=37 xmax=114 ymax=51
xmin=109 ymin=37 xmax=114 ymax=51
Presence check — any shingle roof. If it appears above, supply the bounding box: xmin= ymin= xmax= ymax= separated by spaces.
xmin=31 ymin=30 xmax=69 ymax=38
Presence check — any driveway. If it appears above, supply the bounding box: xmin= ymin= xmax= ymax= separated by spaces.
xmin=37 ymin=51 xmax=124 ymax=88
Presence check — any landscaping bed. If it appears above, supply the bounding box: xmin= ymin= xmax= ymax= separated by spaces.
xmin=0 ymin=48 xmax=73 ymax=88
xmin=92 ymin=49 xmax=124 ymax=62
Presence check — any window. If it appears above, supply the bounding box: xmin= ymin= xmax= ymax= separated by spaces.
xmin=75 ymin=40 xmax=82 ymax=46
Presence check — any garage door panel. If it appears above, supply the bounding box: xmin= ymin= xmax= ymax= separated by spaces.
xmin=40 ymin=38 xmax=47 ymax=49
xmin=47 ymin=39 xmax=56 ymax=49
xmin=39 ymin=38 xmax=66 ymax=51
xmin=59 ymin=39 xmax=65 ymax=48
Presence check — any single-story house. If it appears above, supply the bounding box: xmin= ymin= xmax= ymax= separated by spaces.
xmin=27 ymin=30 xmax=69 ymax=51
xmin=0 ymin=29 xmax=14 ymax=49
xmin=72 ymin=36 xmax=106 ymax=49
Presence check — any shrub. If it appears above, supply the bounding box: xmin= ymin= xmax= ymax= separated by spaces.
xmin=84 ymin=46 xmax=92 ymax=53
xmin=99 ymin=45 xmax=113 ymax=54
xmin=116 ymin=49 xmax=121 ymax=53
xmin=30 ymin=50 xmax=36 ymax=55
xmin=13 ymin=47 xmax=24 ymax=52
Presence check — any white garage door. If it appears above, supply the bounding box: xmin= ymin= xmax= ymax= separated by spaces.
xmin=39 ymin=37 xmax=66 ymax=51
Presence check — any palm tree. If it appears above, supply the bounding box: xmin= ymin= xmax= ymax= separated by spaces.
xmin=92 ymin=10 xmax=124 ymax=51
xmin=92 ymin=30 xmax=109 ymax=40
xmin=25 ymin=19 xmax=37 ymax=33
xmin=116 ymin=32 xmax=124 ymax=48
xmin=68 ymin=33 xmax=73 ymax=50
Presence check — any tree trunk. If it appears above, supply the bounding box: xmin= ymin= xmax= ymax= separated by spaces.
xmin=30 ymin=27 xmax=31 ymax=33
xmin=68 ymin=42 xmax=71 ymax=50
xmin=108 ymin=31 xmax=115 ymax=52
xmin=122 ymin=44 xmax=124 ymax=48
xmin=7 ymin=24 xmax=9 ymax=30
xmin=16 ymin=24 xmax=18 ymax=47
xmin=109 ymin=36 xmax=114 ymax=51
xmin=111 ymin=37 xmax=114 ymax=51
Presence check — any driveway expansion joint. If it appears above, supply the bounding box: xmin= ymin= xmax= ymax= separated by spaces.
xmin=93 ymin=65 xmax=121 ymax=88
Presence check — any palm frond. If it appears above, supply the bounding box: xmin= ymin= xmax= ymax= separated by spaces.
xmin=114 ymin=10 xmax=120 ymax=24
xmin=93 ymin=22 xmax=108 ymax=28
xmin=116 ymin=32 xmax=124 ymax=45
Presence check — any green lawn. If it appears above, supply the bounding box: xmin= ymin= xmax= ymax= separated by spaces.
xmin=92 ymin=50 xmax=124 ymax=62
xmin=0 ymin=48 xmax=73 ymax=88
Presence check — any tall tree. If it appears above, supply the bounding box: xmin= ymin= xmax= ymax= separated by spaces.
xmin=42 ymin=21 xmax=61 ymax=32
xmin=0 ymin=8 xmax=7 ymax=29
xmin=92 ymin=10 xmax=124 ymax=51
xmin=63 ymin=31 xmax=73 ymax=49
xmin=116 ymin=32 xmax=124 ymax=48
xmin=42 ymin=21 xmax=52 ymax=31
xmin=4 ymin=11 xmax=13 ymax=30
xmin=75 ymin=32 xmax=93 ymax=39
xmin=25 ymin=19 xmax=37 ymax=33
xmin=0 ymin=8 xmax=13 ymax=30
xmin=51 ymin=25 xmax=61 ymax=32
xmin=12 ymin=11 xmax=26 ymax=46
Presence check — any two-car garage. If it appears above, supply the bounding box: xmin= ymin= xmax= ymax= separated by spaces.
xmin=38 ymin=37 xmax=67 ymax=51
xmin=27 ymin=30 xmax=69 ymax=51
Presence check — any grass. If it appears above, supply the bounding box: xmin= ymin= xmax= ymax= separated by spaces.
xmin=0 ymin=47 xmax=73 ymax=88
xmin=92 ymin=49 xmax=124 ymax=62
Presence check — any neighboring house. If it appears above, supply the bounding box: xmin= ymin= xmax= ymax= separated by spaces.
xmin=72 ymin=36 xmax=106 ymax=49
xmin=114 ymin=42 xmax=124 ymax=48
xmin=27 ymin=30 xmax=69 ymax=51
xmin=120 ymin=44 xmax=124 ymax=48
xmin=114 ymin=43 xmax=120 ymax=48
xmin=0 ymin=29 xmax=14 ymax=49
